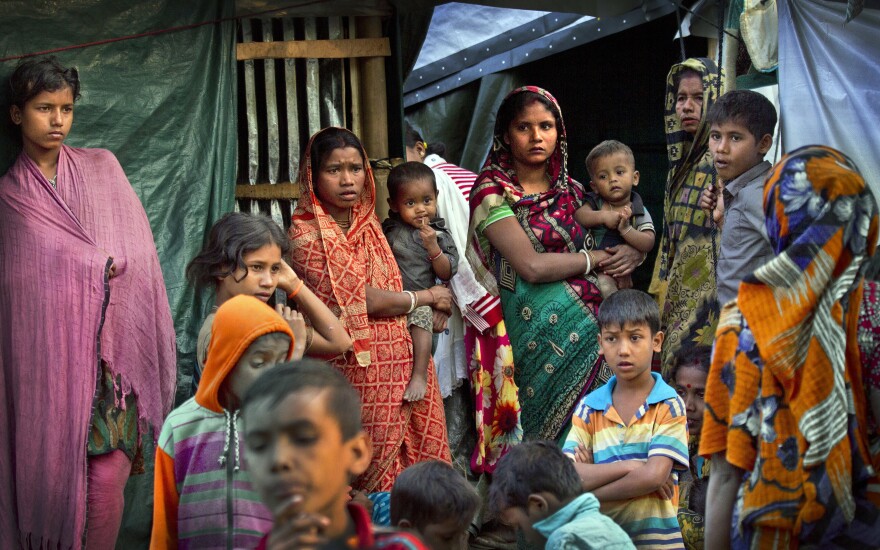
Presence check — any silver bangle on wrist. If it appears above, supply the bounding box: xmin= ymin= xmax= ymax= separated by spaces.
xmin=404 ymin=290 xmax=417 ymax=314
xmin=580 ymin=249 xmax=593 ymax=275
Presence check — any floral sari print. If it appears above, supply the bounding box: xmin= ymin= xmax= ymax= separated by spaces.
xmin=289 ymin=127 xmax=450 ymax=492
xmin=649 ymin=58 xmax=724 ymax=376
xmin=466 ymin=87 xmax=607 ymax=473
xmin=700 ymin=145 xmax=880 ymax=547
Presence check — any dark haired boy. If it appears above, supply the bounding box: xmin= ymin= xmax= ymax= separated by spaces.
xmin=562 ymin=289 xmax=689 ymax=548
xmin=490 ymin=441 xmax=634 ymax=549
xmin=575 ymin=140 xmax=656 ymax=296
xmin=382 ymin=161 xmax=459 ymax=402
xmin=390 ymin=460 xmax=479 ymax=550
xmin=242 ymin=360 xmax=429 ymax=549
xmin=698 ymin=89 xmax=777 ymax=307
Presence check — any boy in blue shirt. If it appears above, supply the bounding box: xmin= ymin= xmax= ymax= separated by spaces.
xmin=562 ymin=290 xmax=689 ymax=548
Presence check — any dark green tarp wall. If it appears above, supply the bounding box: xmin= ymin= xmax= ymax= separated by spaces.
xmin=0 ymin=1 xmax=237 ymax=546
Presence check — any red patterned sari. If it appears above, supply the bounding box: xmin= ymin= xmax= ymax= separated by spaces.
xmin=289 ymin=128 xmax=450 ymax=492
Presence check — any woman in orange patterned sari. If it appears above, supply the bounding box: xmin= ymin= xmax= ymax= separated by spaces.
xmin=289 ymin=127 xmax=451 ymax=492
xmin=700 ymin=145 xmax=880 ymax=548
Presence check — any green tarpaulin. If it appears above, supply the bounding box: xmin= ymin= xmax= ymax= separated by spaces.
xmin=0 ymin=1 xmax=237 ymax=546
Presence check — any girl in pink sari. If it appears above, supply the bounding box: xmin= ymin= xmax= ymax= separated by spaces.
xmin=0 ymin=57 xmax=176 ymax=549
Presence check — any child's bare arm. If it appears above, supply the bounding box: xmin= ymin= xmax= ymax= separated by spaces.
xmin=619 ymin=227 xmax=655 ymax=253
xmin=573 ymin=460 xmax=642 ymax=492
xmin=279 ymin=260 xmax=353 ymax=355
xmin=275 ymin=305 xmax=307 ymax=359
xmin=704 ymin=453 xmax=742 ymax=550
xmin=617 ymin=205 xmax=655 ymax=253
xmin=590 ymin=455 xmax=674 ymax=502
xmin=575 ymin=204 xmax=619 ymax=230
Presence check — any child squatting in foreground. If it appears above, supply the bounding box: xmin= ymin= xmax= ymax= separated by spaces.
xmin=490 ymin=440 xmax=634 ymax=549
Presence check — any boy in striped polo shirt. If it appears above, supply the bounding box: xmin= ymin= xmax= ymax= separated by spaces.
xmin=563 ymin=289 xmax=689 ymax=549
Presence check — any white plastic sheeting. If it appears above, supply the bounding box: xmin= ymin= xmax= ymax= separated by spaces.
xmin=778 ymin=0 xmax=880 ymax=197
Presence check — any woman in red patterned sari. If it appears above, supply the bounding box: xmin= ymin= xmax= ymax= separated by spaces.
xmin=289 ymin=127 xmax=452 ymax=492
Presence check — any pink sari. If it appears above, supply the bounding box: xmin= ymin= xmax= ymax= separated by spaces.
xmin=0 ymin=146 xmax=176 ymax=549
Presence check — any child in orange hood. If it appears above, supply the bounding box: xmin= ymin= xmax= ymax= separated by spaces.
xmin=150 ymin=295 xmax=300 ymax=549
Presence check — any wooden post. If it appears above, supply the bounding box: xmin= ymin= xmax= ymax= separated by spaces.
xmin=355 ymin=16 xmax=391 ymax=219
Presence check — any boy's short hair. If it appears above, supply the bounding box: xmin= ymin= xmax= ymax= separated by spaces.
xmin=387 ymin=161 xmax=437 ymax=202
xmin=488 ymin=441 xmax=581 ymax=516
xmin=597 ymin=289 xmax=660 ymax=334
xmin=390 ymin=460 xmax=479 ymax=529
xmin=706 ymin=90 xmax=777 ymax=141
xmin=585 ymin=140 xmax=635 ymax=180
xmin=241 ymin=359 xmax=362 ymax=440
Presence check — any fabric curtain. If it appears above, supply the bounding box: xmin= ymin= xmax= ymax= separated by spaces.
xmin=778 ymin=0 xmax=880 ymax=200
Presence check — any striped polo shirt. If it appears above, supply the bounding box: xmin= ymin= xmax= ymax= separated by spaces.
xmin=563 ymin=373 xmax=689 ymax=549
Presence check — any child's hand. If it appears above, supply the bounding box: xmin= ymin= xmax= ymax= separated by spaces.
xmin=616 ymin=205 xmax=633 ymax=232
xmin=268 ymin=495 xmax=330 ymax=550
xmin=427 ymin=285 xmax=453 ymax=314
xmin=574 ymin=443 xmax=593 ymax=464
xmin=655 ymin=472 xmax=676 ymax=500
xmin=277 ymin=259 xmax=302 ymax=297
xmin=602 ymin=210 xmax=620 ymax=230
xmin=432 ymin=310 xmax=449 ymax=333
xmin=699 ymin=184 xmax=724 ymax=225
xmin=418 ymin=219 xmax=440 ymax=253
xmin=276 ymin=304 xmax=307 ymax=358
xmin=98 ymin=248 xmax=119 ymax=278
xmin=403 ymin=369 xmax=428 ymax=402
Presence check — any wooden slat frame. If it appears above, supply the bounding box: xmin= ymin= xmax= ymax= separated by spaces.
xmin=235 ymin=183 xmax=302 ymax=200
xmin=237 ymin=37 xmax=390 ymax=60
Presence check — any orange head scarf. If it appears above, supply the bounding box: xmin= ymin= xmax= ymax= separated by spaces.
xmin=289 ymin=127 xmax=404 ymax=367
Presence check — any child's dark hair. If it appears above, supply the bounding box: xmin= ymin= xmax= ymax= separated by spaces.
xmin=489 ymin=441 xmax=581 ymax=515
xmin=669 ymin=342 xmax=711 ymax=383
xmin=186 ymin=212 xmax=289 ymax=290
xmin=597 ymin=289 xmax=660 ymax=334
xmin=706 ymin=90 xmax=777 ymax=141
xmin=496 ymin=90 xmax=562 ymax=142
xmin=585 ymin=139 xmax=635 ymax=180
xmin=387 ymin=161 xmax=437 ymax=202
xmin=241 ymin=359 xmax=362 ymax=440
xmin=10 ymin=56 xmax=81 ymax=109
xmin=390 ymin=460 xmax=479 ymax=530
xmin=309 ymin=128 xmax=366 ymax=174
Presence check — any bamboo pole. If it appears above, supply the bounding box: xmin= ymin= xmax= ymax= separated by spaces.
xmin=355 ymin=16 xmax=390 ymax=220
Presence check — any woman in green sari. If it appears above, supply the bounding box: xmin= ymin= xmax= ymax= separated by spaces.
xmin=466 ymin=87 xmax=642 ymax=469
xmin=649 ymin=58 xmax=724 ymax=375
